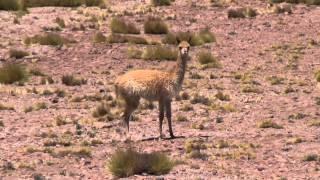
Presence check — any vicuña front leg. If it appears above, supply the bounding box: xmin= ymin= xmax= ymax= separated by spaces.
xmin=165 ymin=100 xmax=175 ymax=138
xmin=159 ymin=100 xmax=165 ymax=139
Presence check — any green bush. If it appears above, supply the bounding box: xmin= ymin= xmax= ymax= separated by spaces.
xmin=110 ymin=17 xmax=140 ymax=34
xmin=151 ymin=0 xmax=171 ymax=6
xmin=142 ymin=45 xmax=177 ymax=61
xmin=0 ymin=64 xmax=28 ymax=84
xmin=144 ymin=16 xmax=168 ymax=34
xmin=108 ymin=149 xmax=174 ymax=178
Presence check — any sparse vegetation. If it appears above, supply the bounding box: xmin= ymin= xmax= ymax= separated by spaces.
xmin=308 ymin=119 xmax=320 ymax=127
xmin=9 ymin=49 xmax=29 ymax=59
xmin=93 ymin=31 xmax=107 ymax=43
xmin=184 ymin=139 xmax=207 ymax=159
xmin=0 ymin=0 xmax=25 ymax=10
xmin=110 ymin=17 xmax=140 ymax=34
xmin=151 ymin=0 xmax=171 ymax=6
xmin=215 ymin=91 xmax=230 ymax=101
xmin=315 ymin=70 xmax=320 ymax=82
xmin=0 ymin=120 xmax=3 ymax=127
xmin=0 ymin=104 xmax=14 ymax=111
xmin=108 ymin=149 xmax=174 ymax=178
xmin=61 ymin=75 xmax=87 ymax=86
xmin=241 ymin=85 xmax=263 ymax=94
xmin=269 ymin=0 xmax=320 ymax=5
xmin=258 ymin=120 xmax=283 ymax=129
xmin=141 ymin=45 xmax=177 ymax=61
xmin=107 ymin=34 xmax=148 ymax=44
xmin=24 ymin=33 xmax=72 ymax=46
xmin=127 ymin=47 xmax=143 ymax=59
xmin=228 ymin=7 xmax=257 ymax=18
xmin=267 ymin=76 xmax=285 ymax=85
xmin=144 ymin=17 xmax=168 ymax=34
xmin=23 ymin=0 xmax=105 ymax=8
xmin=197 ymin=51 xmax=220 ymax=68
xmin=55 ymin=17 xmax=65 ymax=28
xmin=0 ymin=63 xmax=28 ymax=84
xmin=302 ymin=154 xmax=318 ymax=161
xmin=190 ymin=93 xmax=211 ymax=105
xmin=162 ymin=29 xmax=216 ymax=46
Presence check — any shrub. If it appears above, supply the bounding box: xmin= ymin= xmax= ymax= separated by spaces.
xmin=61 ymin=75 xmax=86 ymax=86
xmin=190 ymin=93 xmax=211 ymax=105
xmin=162 ymin=29 xmax=216 ymax=46
xmin=108 ymin=149 xmax=174 ymax=178
xmin=92 ymin=102 xmax=110 ymax=118
xmin=215 ymin=91 xmax=230 ymax=101
xmin=93 ymin=32 xmax=107 ymax=43
xmin=258 ymin=120 xmax=283 ymax=129
xmin=55 ymin=17 xmax=65 ymax=28
xmin=227 ymin=8 xmax=245 ymax=18
xmin=0 ymin=63 xmax=27 ymax=84
xmin=197 ymin=51 xmax=220 ymax=68
xmin=0 ymin=104 xmax=14 ymax=111
xmin=302 ymin=154 xmax=318 ymax=161
xmin=267 ymin=76 xmax=284 ymax=85
xmin=24 ymin=33 xmax=70 ymax=46
xmin=107 ymin=34 xmax=148 ymax=44
xmin=110 ymin=17 xmax=140 ymax=34
xmin=9 ymin=49 xmax=29 ymax=59
xmin=0 ymin=0 xmax=25 ymax=10
xmin=142 ymin=45 xmax=177 ymax=61
xmin=127 ymin=47 xmax=143 ymax=59
xmin=151 ymin=0 xmax=171 ymax=6
xmin=144 ymin=17 xmax=168 ymax=34
xmin=54 ymin=147 xmax=92 ymax=157
xmin=315 ymin=70 xmax=320 ymax=82
xmin=227 ymin=7 xmax=257 ymax=18
xmin=24 ymin=0 xmax=104 ymax=7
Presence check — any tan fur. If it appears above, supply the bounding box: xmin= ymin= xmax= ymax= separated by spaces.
xmin=115 ymin=41 xmax=191 ymax=139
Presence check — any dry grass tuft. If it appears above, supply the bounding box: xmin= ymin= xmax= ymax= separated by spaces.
xmin=110 ymin=17 xmax=140 ymax=34
xmin=258 ymin=120 xmax=283 ymax=129
xmin=144 ymin=16 xmax=168 ymax=34
xmin=151 ymin=0 xmax=171 ymax=6
xmin=197 ymin=51 xmax=221 ymax=68
xmin=0 ymin=63 xmax=28 ymax=84
xmin=142 ymin=45 xmax=177 ymax=61
xmin=9 ymin=49 xmax=29 ymax=59
xmin=108 ymin=148 xmax=174 ymax=178
xmin=24 ymin=33 xmax=73 ymax=46
xmin=62 ymin=75 xmax=87 ymax=86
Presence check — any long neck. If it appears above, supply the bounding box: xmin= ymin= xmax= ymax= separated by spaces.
xmin=174 ymin=53 xmax=188 ymax=87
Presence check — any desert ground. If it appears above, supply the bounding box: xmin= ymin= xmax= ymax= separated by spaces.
xmin=0 ymin=0 xmax=320 ymax=179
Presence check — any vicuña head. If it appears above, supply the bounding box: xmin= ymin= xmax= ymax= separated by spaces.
xmin=115 ymin=36 xmax=191 ymax=139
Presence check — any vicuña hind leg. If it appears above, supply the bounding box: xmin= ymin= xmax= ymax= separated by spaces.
xmin=122 ymin=96 xmax=140 ymax=141
xmin=158 ymin=99 xmax=165 ymax=139
xmin=165 ymin=99 xmax=175 ymax=138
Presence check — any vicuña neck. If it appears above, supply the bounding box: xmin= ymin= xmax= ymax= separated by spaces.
xmin=174 ymin=53 xmax=188 ymax=87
